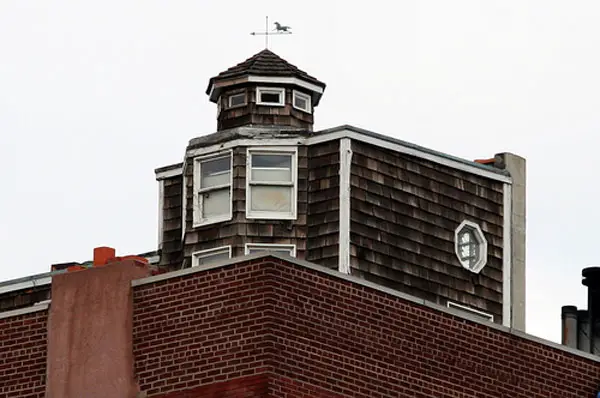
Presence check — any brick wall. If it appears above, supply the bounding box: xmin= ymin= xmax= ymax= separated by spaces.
xmin=0 ymin=308 xmax=47 ymax=398
xmin=156 ymin=375 xmax=269 ymax=398
xmin=133 ymin=257 xmax=600 ymax=398
xmin=133 ymin=261 xmax=276 ymax=397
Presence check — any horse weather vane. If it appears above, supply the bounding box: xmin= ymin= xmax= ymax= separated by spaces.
xmin=250 ymin=16 xmax=292 ymax=49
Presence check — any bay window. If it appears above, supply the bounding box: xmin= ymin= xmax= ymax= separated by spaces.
xmin=246 ymin=147 xmax=297 ymax=219
xmin=193 ymin=152 xmax=232 ymax=226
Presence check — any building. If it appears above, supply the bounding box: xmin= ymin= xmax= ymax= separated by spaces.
xmin=2 ymin=49 xmax=600 ymax=398
xmin=155 ymin=48 xmax=526 ymax=329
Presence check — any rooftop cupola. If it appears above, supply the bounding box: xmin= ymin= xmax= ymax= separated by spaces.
xmin=206 ymin=49 xmax=326 ymax=131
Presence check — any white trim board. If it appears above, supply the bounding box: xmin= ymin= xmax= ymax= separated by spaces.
xmin=155 ymin=166 xmax=183 ymax=180
xmin=157 ymin=180 xmax=164 ymax=250
xmin=208 ymin=75 xmax=325 ymax=104
xmin=338 ymin=138 xmax=352 ymax=274
xmin=184 ymin=128 xmax=511 ymax=184
xmin=181 ymin=168 xmax=187 ymax=242
xmin=247 ymin=75 xmax=324 ymax=95
xmin=447 ymin=301 xmax=494 ymax=322
xmin=502 ymin=183 xmax=513 ymax=327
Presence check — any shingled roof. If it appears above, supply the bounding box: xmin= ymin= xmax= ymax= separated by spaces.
xmin=205 ymin=49 xmax=326 ymax=94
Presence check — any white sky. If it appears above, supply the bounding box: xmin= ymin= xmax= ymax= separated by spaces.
xmin=2 ymin=0 xmax=599 ymax=343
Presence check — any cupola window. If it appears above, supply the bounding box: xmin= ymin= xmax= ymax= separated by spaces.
xmin=454 ymin=220 xmax=488 ymax=273
xmin=192 ymin=246 xmax=232 ymax=266
xmin=245 ymin=243 xmax=296 ymax=257
xmin=292 ymin=90 xmax=311 ymax=113
xmin=246 ymin=147 xmax=297 ymax=219
xmin=193 ymin=151 xmax=232 ymax=226
xmin=228 ymin=93 xmax=246 ymax=108
xmin=256 ymin=87 xmax=285 ymax=106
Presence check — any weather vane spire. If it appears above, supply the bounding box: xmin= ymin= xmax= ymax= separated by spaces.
xmin=250 ymin=16 xmax=292 ymax=49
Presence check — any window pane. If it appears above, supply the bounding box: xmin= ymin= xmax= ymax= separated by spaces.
xmin=229 ymin=93 xmax=245 ymax=107
xmin=251 ymin=168 xmax=291 ymax=182
xmin=252 ymin=154 xmax=291 ymax=168
xmin=250 ymin=186 xmax=292 ymax=213
xmin=247 ymin=246 xmax=294 ymax=256
xmin=201 ymin=157 xmax=230 ymax=188
xmin=202 ymin=188 xmax=230 ymax=217
xmin=260 ymin=92 xmax=281 ymax=103
xmin=294 ymin=95 xmax=307 ymax=110
xmin=251 ymin=154 xmax=292 ymax=182
xmin=196 ymin=250 xmax=230 ymax=265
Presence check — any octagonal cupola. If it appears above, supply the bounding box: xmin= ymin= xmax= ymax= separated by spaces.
xmin=206 ymin=49 xmax=326 ymax=131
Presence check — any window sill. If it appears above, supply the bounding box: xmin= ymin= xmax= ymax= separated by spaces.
xmin=292 ymin=104 xmax=311 ymax=114
xmin=256 ymin=102 xmax=285 ymax=107
xmin=246 ymin=212 xmax=297 ymax=220
xmin=193 ymin=214 xmax=233 ymax=228
xmin=227 ymin=103 xmax=247 ymax=110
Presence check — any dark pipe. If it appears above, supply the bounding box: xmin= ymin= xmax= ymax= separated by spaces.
xmin=561 ymin=306 xmax=578 ymax=348
xmin=578 ymin=310 xmax=590 ymax=352
xmin=582 ymin=267 xmax=600 ymax=354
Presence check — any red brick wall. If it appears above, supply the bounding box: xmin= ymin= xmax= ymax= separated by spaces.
xmin=133 ymin=257 xmax=600 ymax=398
xmin=133 ymin=261 xmax=276 ymax=397
xmin=0 ymin=309 xmax=47 ymax=398
xmin=156 ymin=374 xmax=269 ymax=397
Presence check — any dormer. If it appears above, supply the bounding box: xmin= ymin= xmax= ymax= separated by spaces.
xmin=206 ymin=49 xmax=326 ymax=131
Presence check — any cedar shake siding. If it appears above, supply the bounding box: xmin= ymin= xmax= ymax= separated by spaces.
xmin=160 ymin=174 xmax=183 ymax=269
xmin=350 ymin=140 xmax=505 ymax=322
xmin=183 ymin=146 xmax=309 ymax=263
xmin=217 ymin=86 xmax=314 ymax=131
xmin=306 ymin=140 xmax=340 ymax=269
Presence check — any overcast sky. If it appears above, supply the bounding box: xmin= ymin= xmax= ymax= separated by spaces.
xmin=2 ymin=0 xmax=599 ymax=343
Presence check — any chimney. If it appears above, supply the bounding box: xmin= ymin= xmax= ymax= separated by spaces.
xmin=561 ymin=305 xmax=578 ymax=349
xmin=582 ymin=267 xmax=600 ymax=354
xmin=46 ymin=247 xmax=150 ymax=398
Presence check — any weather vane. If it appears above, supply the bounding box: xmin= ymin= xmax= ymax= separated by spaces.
xmin=250 ymin=16 xmax=292 ymax=49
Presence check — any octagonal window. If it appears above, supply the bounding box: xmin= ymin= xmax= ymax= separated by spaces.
xmin=454 ymin=220 xmax=488 ymax=273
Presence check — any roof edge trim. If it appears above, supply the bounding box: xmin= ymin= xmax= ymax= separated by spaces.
xmin=0 ymin=302 xmax=49 ymax=320
xmin=155 ymin=164 xmax=183 ymax=180
xmin=183 ymin=125 xmax=511 ymax=183
xmin=208 ymin=75 xmax=325 ymax=103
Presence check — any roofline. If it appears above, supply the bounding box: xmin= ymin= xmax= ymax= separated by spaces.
xmin=0 ymin=270 xmax=62 ymax=295
xmin=317 ymin=125 xmax=511 ymax=181
xmin=155 ymin=163 xmax=183 ymax=180
xmin=132 ymin=252 xmax=600 ymax=365
xmin=180 ymin=124 xmax=511 ymax=183
xmin=0 ymin=251 xmax=160 ymax=297
xmin=207 ymin=75 xmax=325 ymax=105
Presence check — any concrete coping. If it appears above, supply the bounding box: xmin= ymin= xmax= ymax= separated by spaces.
xmin=0 ymin=302 xmax=50 ymax=320
xmin=132 ymin=252 xmax=600 ymax=365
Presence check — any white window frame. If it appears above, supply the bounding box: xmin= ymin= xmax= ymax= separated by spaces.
xmin=228 ymin=92 xmax=246 ymax=108
xmin=447 ymin=301 xmax=494 ymax=322
xmin=193 ymin=151 xmax=233 ymax=227
xmin=256 ymin=87 xmax=285 ymax=107
xmin=191 ymin=246 xmax=232 ymax=267
xmin=454 ymin=220 xmax=488 ymax=273
xmin=246 ymin=147 xmax=298 ymax=220
xmin=245 ymin=243 xmax=296 ymax=257
xmin=292 ymin=90 xmax=311 ymax=113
